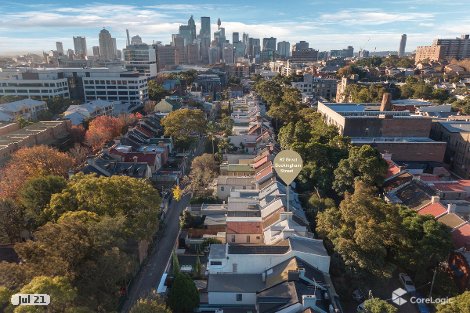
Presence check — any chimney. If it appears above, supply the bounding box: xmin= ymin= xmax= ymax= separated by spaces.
xmin=302 ymin=295 xmax=317 ymax=309
xmin=287 ymin=270 xmax=300 ymax=281
xmin=380 ymin=92 xmax=392 ymax=112
xmin=447 ymin=203 xmax=456 ymax=214
xmin=431 ymin=196 xmax=440 ymax=204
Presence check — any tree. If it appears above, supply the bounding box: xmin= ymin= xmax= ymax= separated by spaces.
xmin=49 ymin=174 xmax=161 ymax=240
xmin=68 ymin=143 xmax=92 ymax=166
xmin=363 ymin=298 xmax=397 ymax=313
xmin=0 ymin=146 xmax=74 ymax=199
xmin=172 ymin=251 xmax=180 ymax=276
xmin=395 ymin=208 xmax=452 ymax=281
xmin=69 ymin=124 xmax=86 ymax=144
xmin=0 ymin=200 xmax=24 ymax=243
xmin=172 ymin=185 xmax=183 ymax=202
xmin=317 ymin=181 xmax=402 ymax=278
xmin=15 ymin=116 xmax=33 ymax=128
xmin=161 ymin=109 xmax=206 ymax=150
xmin=130 ymin=294 xmax=171 ymax=313
xmin=147 ymin=80 xmax=169 ymax=102
xmin=186 ymin=154 xmax=219 ymax=196
xmin=85 ymin=115 xmax=125 ymax=150
xmin=13 ymin=211 xmax=136 ymax=312
xmin=14 ymin=276 xmax=78 ymax=313
xmin=436 ymin=291 xmax=470 ymax=313
xmin=46 ymin=97 xmax=78 ymax=115
xmin=267 ymin=86 xmax=307 ymax=125
xmin=167 ymin=273 xmax=199 ymax=313
xmin=333 ymin=145 xmax=388 ymax=196
xmin=19 ymin=175 xmax=67 ymax=227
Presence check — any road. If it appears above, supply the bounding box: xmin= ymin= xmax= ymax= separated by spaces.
xmin=121 ymin=138 xmax=206 ymax=312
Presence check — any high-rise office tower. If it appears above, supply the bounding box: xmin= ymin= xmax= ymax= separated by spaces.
xmin=277 ymin=41 xmax=290 ymax=58
xmin=73 ymin=36 xmax=87 ymax=58
xmin=131 ymin=35 xmax=143 ymax=45
xmin=123 ymin=43 xmax=157 ymax=77
xmin=92 ymin=46 xmax=100 ymax=58
xmin=99 ymin=28 xmax=115 ymax=61
xmin=399 ymin=34 xmax=407 ymax=57
xmin=172 ymin=34 xmax=185 ymax=64
xmin=188 ymin=15 xmax=196 ymax=43
xmin=200 ymin=17 xmax=211 ymax=64
xmin=232 ymin=32 xmax=240 ymax=44
xmin=248 ymin=38 xmax=261 ymax=60
xmin=223 ymin=43 xmax=234 ymax=64
xmin=262 ymin=37 xmax=277 ymax=51
xmin=295 ymin=41 xmax=309 ymax=50
xmin=56 ymin=42 xmax=64 ymax=55
xmin=111 ymin=38 xmax=117 ymax=57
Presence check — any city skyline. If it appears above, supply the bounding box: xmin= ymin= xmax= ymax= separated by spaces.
xmin=1 ymin=0 xmax=470 ymax=55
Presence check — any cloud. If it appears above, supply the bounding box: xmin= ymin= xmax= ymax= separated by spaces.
xmin=319 ymin=9 xmax=434 ymax=25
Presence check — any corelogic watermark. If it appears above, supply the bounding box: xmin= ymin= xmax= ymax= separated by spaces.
xmin=392 ymin=288 xmax=452 ymax=306
xmin=410 ymin=296 xmax=451 ymax=305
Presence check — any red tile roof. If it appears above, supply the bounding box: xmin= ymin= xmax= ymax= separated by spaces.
xmin=418 ymin=175 xmax=441 ymax=182
xmin=433 ymin=182 xmax=466 ymax=193
xmin=417 ymin=202 xmax=447 ymax=217
xmin=386 ymin=160 xmax=401 ymax=178
xmin=256 ymin=165 xmax=273 ymax=181
xmin=452 ymin=223 xmax=470 ymax=248
xmin=253 ymin=155 xmax=268 ymax=169
xmin=226 ymin=221 xmax=262 ymax=234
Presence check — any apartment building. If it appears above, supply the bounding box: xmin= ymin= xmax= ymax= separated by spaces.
xmin=416 ymin=34 xmax=470 ymax=63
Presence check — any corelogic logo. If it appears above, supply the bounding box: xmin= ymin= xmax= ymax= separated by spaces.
xmin=391 ymin=288 xmax=452 ymax=306
xmin=392 ymin=288 xmax=408 ymax=306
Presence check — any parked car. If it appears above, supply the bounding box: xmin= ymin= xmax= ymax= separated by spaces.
xmin=352 ymin=289 xmax=365 ymax=302
xmin=398 ymin=273 xmax=416 ymax=293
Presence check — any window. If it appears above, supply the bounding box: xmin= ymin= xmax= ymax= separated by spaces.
xmin=220 ymin=186 xmax=225 ymax=191
xmin=210 ymin=261 xmax=222 ymax=266
xmin=233 ymin=263 xmax=238 ymax=272
xmin=231 ymin=235 xmax=235 ymax=243
xmin=236 ymin=294 xmax=242 ymax=301
xmin=246 ymin=235 xmax=250 ymax=243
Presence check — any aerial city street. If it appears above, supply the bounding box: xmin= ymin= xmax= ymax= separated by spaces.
xmin=0 ymin=1 xmax=469 ymax=312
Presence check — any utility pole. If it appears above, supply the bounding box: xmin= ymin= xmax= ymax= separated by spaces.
xmin=429 ymin=266 xmax=438 ymax=298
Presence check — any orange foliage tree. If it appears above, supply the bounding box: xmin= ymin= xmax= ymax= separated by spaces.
xmin=0 ymin=146 xmax=74 ymax=199
xmin=85 ymin=115 xmax=124 ymax=150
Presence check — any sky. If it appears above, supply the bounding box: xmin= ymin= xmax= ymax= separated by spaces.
xmin=0 ymin=0 xmax=469 ymax=55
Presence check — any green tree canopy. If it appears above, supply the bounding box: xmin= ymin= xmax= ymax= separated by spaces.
xmin=13 ymin=276 xmax=78 ymax=313
xmin=436 ymin=291 xmax=470 ymax=313
xmin=167 ymin=273 xmax=199 ymax=313
xmin=317 ymin=181 xmax=402 ymax=278
xmin=49 ymin=174 xmax=161 ymax=240
xmin=130 ymin=296 xmax=171 ymax=313
xmin=333 ymin=145 xmax=388 ymax=196
xmin=19 ymin=175 xmax=67 ymax=227
xmin=148 ymin=80 xmax=169 ymax=102
xmin=363 ymin=298 xmax=397 ymax=313
xmin=161 ymin=108 xmax=206 ymax=150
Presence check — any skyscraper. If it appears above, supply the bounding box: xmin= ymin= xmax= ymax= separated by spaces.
xmin=262 ymin=37 xmax=277 ymax=51
xmin=131 ymin=35 xmax=143 ymax=45
xmin=295 ymin=41 xmax=309 ymax=50
xmin=399 ymin=34 xmax=407 ymax=57
xmin=92 ymin=46 xmax=100 ymax=58
xmin=172 ymin=34 xmax=185 ymax=64
xmin=188 ymin=16 xmax=196 ymax=43
xmin=200 ymin=17 xmax=211 ymax=64
xmin=232 ymin=32 xmax=240 ymax=44
xmin=56 ymin=42 xmax=64 ymax=55
xmin=98 ymin=28 xmax=115 ymax=61
xmin=277 ymin=41 xmax=290 ymax=58
xmin=73 ymin=36 xmax=87 ymax=58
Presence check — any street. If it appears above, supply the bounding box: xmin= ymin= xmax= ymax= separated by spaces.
xmin=120 ymin=192 xmax=190 ymax=312
xmin=120 ymin=137 xmax=206 ymax=312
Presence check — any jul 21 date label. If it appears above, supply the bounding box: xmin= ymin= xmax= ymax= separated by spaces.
xmin=11 ymin=294 xmax=50 ymax=306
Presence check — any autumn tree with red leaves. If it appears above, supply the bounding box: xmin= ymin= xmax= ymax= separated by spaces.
xmin=85 ymin=115 xmax=125 ymax=150
xmin=0 ymin=146 xmax=74 ymax=199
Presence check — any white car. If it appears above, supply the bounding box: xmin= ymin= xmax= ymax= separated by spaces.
xmin=399 ymin=273 xmax=416 ymax=293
